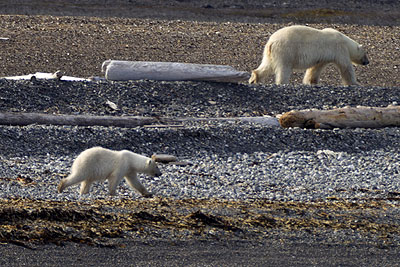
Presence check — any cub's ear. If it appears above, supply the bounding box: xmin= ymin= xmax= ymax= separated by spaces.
xmin=146 ymin=159 xmax=152 ymax=167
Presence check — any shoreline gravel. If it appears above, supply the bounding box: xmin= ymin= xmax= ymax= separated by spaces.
xmin=1 ymin=16 xmax=399 ymax=87
xmin=0 ymin=79 xmax=399 ymax=203
xmin=1 ymin=80 xmax=399 ymax=117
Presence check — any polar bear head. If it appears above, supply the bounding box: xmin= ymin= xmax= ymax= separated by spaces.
xmin=350 ymin=45 xmax=369 ymax=66
xmin=146 ymin=159 xmax=162 ymax=177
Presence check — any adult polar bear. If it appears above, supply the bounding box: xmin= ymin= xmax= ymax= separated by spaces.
xmin=249 ymin=25 xmax=369 ymax=85
xmin=58 ymin=147 xmax=161 ymax=197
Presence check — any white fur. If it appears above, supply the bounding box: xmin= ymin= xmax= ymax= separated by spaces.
xmin=58 ymin=147 xmax=161 ymax=197
xmin=249 ymin=25 xmax=369 ymax=85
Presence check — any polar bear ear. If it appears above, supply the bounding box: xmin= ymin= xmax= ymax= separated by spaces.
xmin=146 ymin=159 xmax=152 ymax=167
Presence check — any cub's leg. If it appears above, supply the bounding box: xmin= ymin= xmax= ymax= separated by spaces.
xmin=58 ymin=174 xmax=86 ymax=193
xmin=125 ymin=172 xmax=152 ymax=197
xmin=107 ymin=169 xmax=125 ymax=196
xmin=80 ymin=181 xmax=93 ymax=195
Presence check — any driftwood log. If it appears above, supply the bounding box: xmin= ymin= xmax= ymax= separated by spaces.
xmin=102 ymin=60 xmax=250 ymax=83
xmin=279 ymin=106 xmax=400 ymax=129
xmin=0 ymin=113 xmax=159 ymax=128
xmin=0 ymin=113 xmax=279 ymax=128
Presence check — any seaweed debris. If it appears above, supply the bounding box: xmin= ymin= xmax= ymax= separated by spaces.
xmin=1 ymin=198 xmax=400 ymax=248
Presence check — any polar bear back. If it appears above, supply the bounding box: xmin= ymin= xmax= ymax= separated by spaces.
xmin=269 ymin=25 xmax=347 ymax=46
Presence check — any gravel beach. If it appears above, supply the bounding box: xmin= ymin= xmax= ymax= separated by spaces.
xmin=1 ymin=0 xmax=400 ymax=266
xmin=0 ymin=79 xmax=400 ymax=203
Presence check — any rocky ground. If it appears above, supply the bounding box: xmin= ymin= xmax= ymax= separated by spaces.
xmin=1 ymin=0 xmax=400 ymax=266
xmin=0 ymin=2 xmax=399 ymax=87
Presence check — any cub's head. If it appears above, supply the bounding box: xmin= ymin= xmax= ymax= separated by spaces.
xmin=146 ymin=159 xmax=162 ymax=177
xmin=351 ymin=45 xmax=369 ymax=66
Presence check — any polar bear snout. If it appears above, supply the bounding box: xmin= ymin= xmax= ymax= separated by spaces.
xmin=362 ymin=56 xmax=369 ymax=65
xmin=153 ymin=167 xmax=162 ymax=177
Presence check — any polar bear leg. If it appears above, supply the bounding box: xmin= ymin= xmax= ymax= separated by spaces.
xmin=274 ymin=66 xmax=292 ymax=84
xmin=249 ymin=48 xmax=276 ymax=84
xmin=107 ymin=170 xmax=125 ymax=196
xmin=249 ymin=62 xmax=273 ymax=84
xmin=337 ymin=63 xmax=359 ymax=85
xmin=303 ymin=63 xmax=327 ymax=85
xmin=58 ymin=174 xmax=86 ymax=193
xmin=80 ymin=181 xmax=93 ymax=195
xmin=125 ymin=172 xmax=152 ymax=197
xmin=57 ymin=178 xmax=68 ymax=193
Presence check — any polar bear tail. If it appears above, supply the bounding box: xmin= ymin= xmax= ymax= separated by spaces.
xmin=249 ymin=42 xmax=274 ymax=84
xmin=249 ymin=60 xmax=273 ymax=84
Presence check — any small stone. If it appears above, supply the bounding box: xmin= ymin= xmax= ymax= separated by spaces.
xmin=106 ymin=100 xmax=118 ymax=110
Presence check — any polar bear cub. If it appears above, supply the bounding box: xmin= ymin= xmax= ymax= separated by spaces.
xmin=249 ymin=25 xmax=369 ymax=85
xmin=58 ymin=147 xmax=161 ymax=197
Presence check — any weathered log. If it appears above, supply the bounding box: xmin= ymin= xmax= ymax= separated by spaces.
xmin=151 ymin=154 xmax=178 ymax=163
xmin=175 ymin=116 xmax=280 ymax=126
xmin=0 ymin=112 xmax=279 ymax=128
xmin=0 ymin=113 xmax=159 ymax=128
xmin=102 ymin=60 xmax=250 ymax=83
xmin=279 ymin=106 xmax=400 ymax=129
